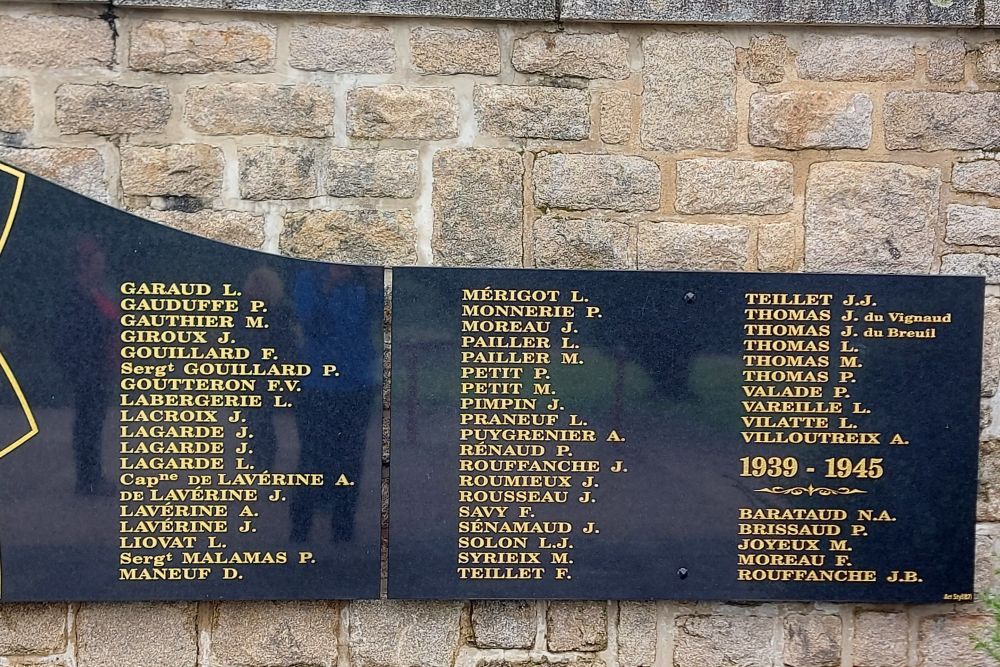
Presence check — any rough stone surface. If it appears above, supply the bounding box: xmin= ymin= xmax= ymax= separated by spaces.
xmin=990 ymin=0 xmax=1000 ymax=26
xmin=114 ymin=0 xmax=229 ymax=5
xmin=928 ymin=38 xmax=966 ymax=82
xmin=410 ymin=26 xmax=500 ymax=75
xmin=783 ymin=614 xmax=841 ymax=667
xmin=618 ymin=602 xmax=656 ymax=667
xmin=472 ymin=600 xmax=535 ymax=649
xmin=797 ymin=35 xmax=915 ymax=80
xmin=136 ymin=208 xmax=265 ymax=248
xmin=978 ymin=41 xmax=1000 ymax=82
xmin=976 ymin=530 xmax=998 ymax=592
xmin=0 ymin=147 xmax=107 ymax=201
xmin=675 ymin=158 xmax=793 ymax=215
xmin=326 ymin=148 xmax=418 ymax=198
xmin=432 ymin=148 xmax=523 ymax=267
xmin=211 ymin=601 xmax=337 ymax=666
xmin=600 ymin=90 xmax=631 ymax=145
xmin=0 ymin=604 xmax=66 ymax=655
xmin=746 ymin=33 xmax=787 ymax=83
xmin=982 ymin=440 xmax=1000 ymax=519
xmin=955 ymin=160 xmax=1000 ymax=197
xmin=804 ymin=161 xmax=939 ymax=273
xmin=639 ymin=221 xmax=750 ymax=270
xmin=71 ymin=0 xmax=982 ymax=24
xmin=56 ymin=84 xmax=171 ymax=135
xmin=917 ymin=615 xmax=994 ymax=667
xmin=959 ymin=176 xmax=1000 ymax=223
xmin=239 ymin=145 xmax=318 ymax=200
xmin=533 ymin=215 xmax=632 ymax=269
xmin=982 ymin=297 xmax=1000 ymax=402
xmin=512 ymin=32 xmax=630 ymax=79
xmin=947 ymin=205 xmax=1000 ymax=246
xmin=121 ymin=144 xmax=223 ymax=197
xmin=0 ymin=78 xmax=33 ymax=136
xmin=758 ymin=222 xmax=800 ymax=271
xmin=641 ymin=33 xmax=736 ymax=151
xmin=941 ymin=253 xmax=1000 ymax=283
xmin=290 ymin=24 xmax=395 ymax=73
xmin=0 ymin=15 xmax=113 ymax=69
xmin=219 ymin=0 xmax=556 ymax=19
xmin=475 ymin=86 xmax=590 ymax=140
xmin=884 ymin=92 xmax=1000 ymax=151
xmin=853 ymin=612 xmax=907 ymax=667
xmin=985 ymin=298 xmax=1000 ymax=398
xmin=672 ymin=615 xmax=773 ymax=667
xmin=749 ymin=91 xmax=873 ymax=150
xmin=281 ymin=209 xmax=417 ymax=265
xmin=546 ymin=601 xmax=608 ymax=652
xmin=349 ymin=601 xmax=463 ymax=667
xmin=471 ymin=658 xmax=603 ymax=667
xmin=185 ymin=83 xmax=335 ymax=137
xmin=561 ymin=0 xmax=977 ymax=24
xmin=129 ymin=20 xmax=276 ymax=73
xmin=348 ymin=86 xmax=458 ymax=140
xmin=534 ymin=154 xmax=659 ymax=212
xmin=77 ymin=603 xmax=197 ymax=667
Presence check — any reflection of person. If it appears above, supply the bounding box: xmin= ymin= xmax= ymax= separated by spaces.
xmin=58 ymin=238 xmax=118 ymax=495
xmin=241 ymin=267 xmax=297 ymax=472
xmin=290 ymin=264 xmax=379 ymax=543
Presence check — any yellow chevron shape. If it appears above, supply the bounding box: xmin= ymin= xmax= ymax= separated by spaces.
xmin=0 ymin=162 xmax=39 ymax=459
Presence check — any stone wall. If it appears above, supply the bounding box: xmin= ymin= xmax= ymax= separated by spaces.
xmin=2 ymin=1 xmax=1000 ymax=666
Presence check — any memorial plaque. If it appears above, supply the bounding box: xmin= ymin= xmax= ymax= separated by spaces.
xmin=0 ymin=163 xmax=384 ymax=600
xmin=388 ymin=267 xmax=984 ymax=602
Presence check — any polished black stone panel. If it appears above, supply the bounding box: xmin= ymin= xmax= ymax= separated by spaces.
xmin=0 ymin=162 xmax=987 ymax=603
xmin=0 ymin=163 xmax=384 ymax=600
xmin=388 ymin=266 xmax=983 ymax=602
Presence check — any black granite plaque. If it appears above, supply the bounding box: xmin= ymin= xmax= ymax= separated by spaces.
xmin=388 ymin=266 xmax=984 ymax=602
xmin=0 ymin=163 xmax=384 ymax=600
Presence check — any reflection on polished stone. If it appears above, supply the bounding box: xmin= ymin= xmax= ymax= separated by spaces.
xmin=0 ymin=162 xmax=383 ymax=601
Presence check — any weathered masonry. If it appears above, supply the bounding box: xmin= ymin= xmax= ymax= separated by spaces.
xmin=2 ymin=0 xmax=1000 ymax=666
xmin=46 ymin=0 xmax=1000 ymax=25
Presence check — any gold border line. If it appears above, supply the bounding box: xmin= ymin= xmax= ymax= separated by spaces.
xmin=0 ymin=163 xmax=24 ymax=258
xmin=0 ymin=162 xmax=39 ymax=460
